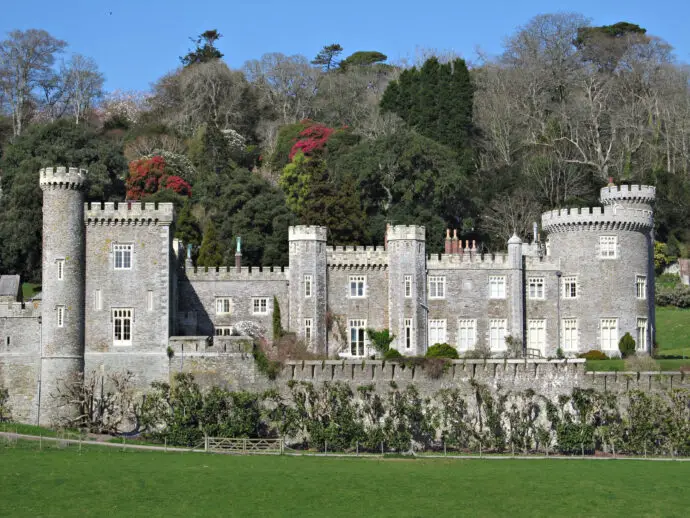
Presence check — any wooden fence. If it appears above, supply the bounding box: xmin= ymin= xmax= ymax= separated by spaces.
xmin=205 ymin=437 xmax=284 ymax=455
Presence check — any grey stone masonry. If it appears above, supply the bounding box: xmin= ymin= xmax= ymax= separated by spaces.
xmin=38 ymin=167 xmax=87 ymax=426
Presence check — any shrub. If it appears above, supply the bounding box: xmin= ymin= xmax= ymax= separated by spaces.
xmin=578 ymin=350 xmax=609 ymax=360
xmin=384 ymin=348 xmax=403 ymax=360
xmin=556 ymin=347 xmax=565 ymax=359
xmin=618 ymin=332 xmax=636 ymax=358
xmin=463 ymin=342 xmax=492 ymax=359
xmin=426 ymin=343 xmax=459 ymax=359
xmin=366 ymin=328 xmax=395 ymax=355
xmin=655 ymin=284 xmax=690 ymax=308
xmin=624 ymin=356 xmax=660 ymax=372
xmin=252 ymin=343 xmax=282 ymax=380
xmin=272 ymin=296 xmax=283 ymax=341
xmin=424 ymin=357 xmax=450 ymax=378
xmin=0 ymin=387 xmax=11 ymax=422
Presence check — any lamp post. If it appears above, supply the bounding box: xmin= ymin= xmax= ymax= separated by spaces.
xmin=556 ymin=271 xmax=562 ymax=354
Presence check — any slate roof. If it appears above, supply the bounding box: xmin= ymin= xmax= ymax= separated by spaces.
xmin=0 ymin=274 xmax=20 ymax=300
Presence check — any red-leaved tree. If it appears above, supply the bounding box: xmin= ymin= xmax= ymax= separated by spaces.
xmin=288 ymin=123 xmax=335 ymax=160
xmin=126 ymin=156 xmax=192 ymax=200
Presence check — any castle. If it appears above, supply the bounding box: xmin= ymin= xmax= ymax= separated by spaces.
xmin=0 ymin=167 xmax=656 ymax=425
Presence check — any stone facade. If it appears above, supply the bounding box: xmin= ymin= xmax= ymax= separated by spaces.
xmin=0 ymin=168 xmax=661 ymax=424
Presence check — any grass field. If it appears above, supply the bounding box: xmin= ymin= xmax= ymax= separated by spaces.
xmin=0 ymin=444 xmax=689 ymax=517
xmin=655 ymin=306 xmax=690 ymax=357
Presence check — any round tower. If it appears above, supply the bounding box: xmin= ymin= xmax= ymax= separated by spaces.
xmin=541 ymin=183 xmax=655 ymax=356
xmin=38 ymin=166 xmax=87 ymax=426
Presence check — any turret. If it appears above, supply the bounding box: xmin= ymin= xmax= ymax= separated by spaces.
xmin=288 ymin=226 xmax=327 ymax=354
xmin=38 ymin=167 xmax=87 ymax=425
xmin=507 ymin=233 xmax=524 ymax=347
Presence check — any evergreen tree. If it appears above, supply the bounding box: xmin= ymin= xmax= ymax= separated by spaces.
xmin=175 ymin=201 xmax=202 ymax=261
xmin=197 ymin=220 xmax=223 ymax=267
xmin=180 ymin=30 xmax=223 ymax=67
xmin=311 ymin=43 xmax=343 ymax=71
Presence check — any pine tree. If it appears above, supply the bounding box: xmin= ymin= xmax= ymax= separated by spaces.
xmin=197 ymin=220 xmax=223 ymax=267
xmin=175 ymin=201 xmax=202 ymax=261
xmin=311 ymin=43 xmax=343 ymax=71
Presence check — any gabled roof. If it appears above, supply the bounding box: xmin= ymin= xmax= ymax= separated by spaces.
xmin=0 ymin=274 xmax=20 ymax=300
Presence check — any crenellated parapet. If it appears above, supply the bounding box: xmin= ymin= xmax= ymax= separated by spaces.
xmin=0 ymin=300 xmax=41 ymax=318
xmin=39 ymin=167 xmax=87 ymax=191
xmin=288 ymin=225 xmax=327 ymax=241
xmin=541 ymin=205 xmax=653 ymax=234
xmin=327 ymin=245 xmax=388 ymax=269
xmin=181 ymin=265 xmax=289 ymax=281
xmin=426 ymin=252 xmax=511 ymax=270
xmin=386 ymin=224 xmax=425 ymax=241
xmin=600 ymin=184 xmax=656 ymax=206
xmin=84 ymin=201 xmax=174 ymax=225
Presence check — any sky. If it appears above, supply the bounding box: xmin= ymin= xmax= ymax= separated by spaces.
xmin=2 ymin=0 xmax=690 ymax=92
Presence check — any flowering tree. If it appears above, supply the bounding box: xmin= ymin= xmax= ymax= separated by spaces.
xmin=125 ymin=156 xmax=192 ymax=200
xmin=288 ymin=122 xmax=335 ymax=160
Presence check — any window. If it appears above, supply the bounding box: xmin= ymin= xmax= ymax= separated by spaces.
xmin=636 ymin=275 xmax=647 ymax=300
xmin=215 ymin=297 xmax=232 ymax=314
xmin=404 ymin=275 xmax=412 ymax=298
xmin=527 ymin=277 xmax=545 ymax=299
xmin=349 ymin=276 xmax=366 ymax=298
xmin=457 ymin=319 xmax=477 ymax=351
xmin=113 ymin=308 xmax=132 ymax=345
xmin=489 ymin=319 xmax=507 ymax=351
xmin=147 ymin=290 xmax=154 ymax=311
xmin=562 ymin=276 xmax=578 ymax=299
xmin=563 ymin=319 xmax=578 ymax=351
xmin=489 ymin=276 xmax=506 ymax=299
xmin=527 ymin=319 xmax=546 ymax=355
xmin=252 ymin=297 xmax=269 ymax=315
xmin=5 ymin=336 xmax=8 ymax=347
xmin=56 ymin=306 xmax=65 ymax=328
xmin=56 ymin=259 xmax=64 ymax=281
xmin=215 ymin=326 xmax=233 ymax=336
xmin=428 ymin=276 xmax=445 ymax=299
xmin=304 ymin=275 xmax=313 ymax=298
xmin=305 ymin=319 xmax=313 ymax=343
xmin=94 ymin=289 xmax=102 ymax=311
xmin=404 ymin=318 xmax=413 ymax=349
xmin=349 ymin=319 xmax=367 ymax=356
xmin=637 ymin=318 xmax=648 ymax=351
xmin=599 ymin=236 xmax=618 ymax=259
xmin=428 ymin=319 xmax=446 ymax=346
xmin=114 ymin=244 xmax=133 ymax=270
xmin=600 ymin=318 xmax=618 ymax=350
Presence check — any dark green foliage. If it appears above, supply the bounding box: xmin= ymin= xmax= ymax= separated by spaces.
xmin=656 ymin=284 xmax=690 ymax=308
xmin=311 ymin=43 xmax=343 ymax=71
xmin=272 ymin=296 xmax=283 ymax=341
xmin=381 ymin=57 xmax=474 ymax=152
xmin=383 ymin=348 xmax=403 ymax=360
xmin=180 ymin=30 xmax=224 ymax=67
xmin=252 ymin=344 xmax=281 ymax=380
xmin=268 ymin=121 xmax=311 ymax=172
xmin=366 ymin=328 xmax=395 ymax=355
xmin=340 ymin=51 xmax=387 ymax=69
xmin=0 ymin=120 xmax=126 ymax=280
xmin=574 ymin=22 xmax=648 ymax=72
xmin=197 ymin=221 xmax=223 ymax=267
xmin=0 ymin=387 xmax=10 ymax=422
xmin=578 ymin=350 xmax=609 ymax=360
xmin=618 ymin=332 xmax=636 ymax=358
xmin=426 ymin=343 xmax=460 ymax=359
xmin=174 ymin=201 xmax=202 ymax=261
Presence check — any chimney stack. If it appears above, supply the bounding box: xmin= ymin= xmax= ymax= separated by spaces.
xmin=444 ymin=229 xmax=451 ymax=254
xmin=451 ymin=229 xmax=459 ymax=254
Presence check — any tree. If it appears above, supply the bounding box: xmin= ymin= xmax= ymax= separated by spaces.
xmin=197 ymin=220 xmax=223 ymax=267
xmin=618 ymin=332 xmax=636 ymax=358
xmin=574 ymin=22 xmax=648 ymax=73
xmin=0 ymin=29 xmax=67 ymax=136
xmin=340 ymin=51 xmax=388 ymax=69
xmin=174 ymin=200 xmax=202 ymax=256
xmin=63 ymin=54 xmax=104 ymax=124
xmin=311 ymin=44 xmax=343 ymax=72
xmin=125 ymin=156 xmax=192 ymax=200
xmin=180 ymin=30 xmax=223 ymax=67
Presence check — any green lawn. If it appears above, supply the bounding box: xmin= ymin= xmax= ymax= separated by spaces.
xmin=0 ymin=445 xmax=688 ymax=517
xmin=586 ymin=359 xmax=690 ymax=371
xmin=656 ymin=306 xmax=690 ymax=357
xmin=20 ymin=282 xmax=41 ymax=300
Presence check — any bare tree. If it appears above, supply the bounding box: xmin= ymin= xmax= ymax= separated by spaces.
xmin=480 ymin=190 xmax=541 ymax=243
xmin=0 ymin=29 xmax=67 ymax=136
xmin=64 ymin=54 xmax=104 ymax=124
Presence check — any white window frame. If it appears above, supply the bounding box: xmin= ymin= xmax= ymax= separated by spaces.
xmin=457 ymin=319 xmax=477 ymax=351
xmin=349 ymin=276 xmax=367 ymax=298
xmin=56 ymin=305 xmax=65 ymax=328
xmin=112 ymin=308 xmax=133 ymax=346
xmin=114 ymin=243 xmax=133 ymax=270
xmin=599 ymin=236 xmax=618 ymax=259
xmin=147 ymin=290 xmax=154 ymax=312
xmin=215 ymin=326 xmax=233 ymax=336
xmin=428 ymin=319 xmax=447 ymax=346
xmin=404 ymin=275 xmax=412 ymax=298
xmin=600 ymin=318 xmax=618 ymax=351
xmin=94 ymin=289 xmax=102 ymax=311
xmin=252 ymin=297 xmax=269 ymax=315
xmin=56 ymin=259 xmax=64 ymax=281
xmin=636 ymin=318 xmax=648 ymax=351
xmin=305 ymin=318 xmax=313 ymax=344
xmin=215 ymin=297 xmax=232 ymax=315
xmin=527 ymin=319 xmax=546 ymax=356
xmin=304 ymin=275 xmax=313 ymax=298
xmin=562 ymin=276 xmax=578 ymax=299
xmin=636 ymin=275 xmax=647 ymax=300
xmin=404 ymin=318 xmax=413 ymax=350
xmin=349 ymin=319 xmax=367 ymax=357
xmin=489 ymin=276 xmax=506 ymax=299
xmin=428 ymin=276 xmax=446 ymax=299
xmin=562 ymin=318 xmax=578 ymax=351
xmin=489 ymin=319 xmax=507 ymax=351
xmin=527 ymin=277 xmax=545 ymax=300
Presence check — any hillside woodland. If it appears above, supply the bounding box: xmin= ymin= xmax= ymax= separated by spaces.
xmin=1 ymin=15 xmax=690 ymax=283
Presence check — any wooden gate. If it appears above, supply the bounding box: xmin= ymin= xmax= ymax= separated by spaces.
xmin=205 ymin=437 xmax=284 ymax=455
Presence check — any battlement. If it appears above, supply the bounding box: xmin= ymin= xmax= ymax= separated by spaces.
xmin=181 ymin=265 xmax=289 ymax=281
xmin=600 ymin=184 xmax=655 ymax=206
xmin=289 ymin=225 xmax=327 ymax=241
xmin=426 ymin=252 xmax=512 ymax=269
xmin=386 ymin=224 xmax=425 ymax=241
xmin=327 ymin=246 xmax=388 ymax=268
xmin=0 ymin=300 xmax=41 ymax=318
xmin=541 ymin=205 xmax=653 ymax=234
xmin=38 ymin=166 xmax=87 ymax=190
xmin=84 ymin=201 xmax=174 ymax=225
